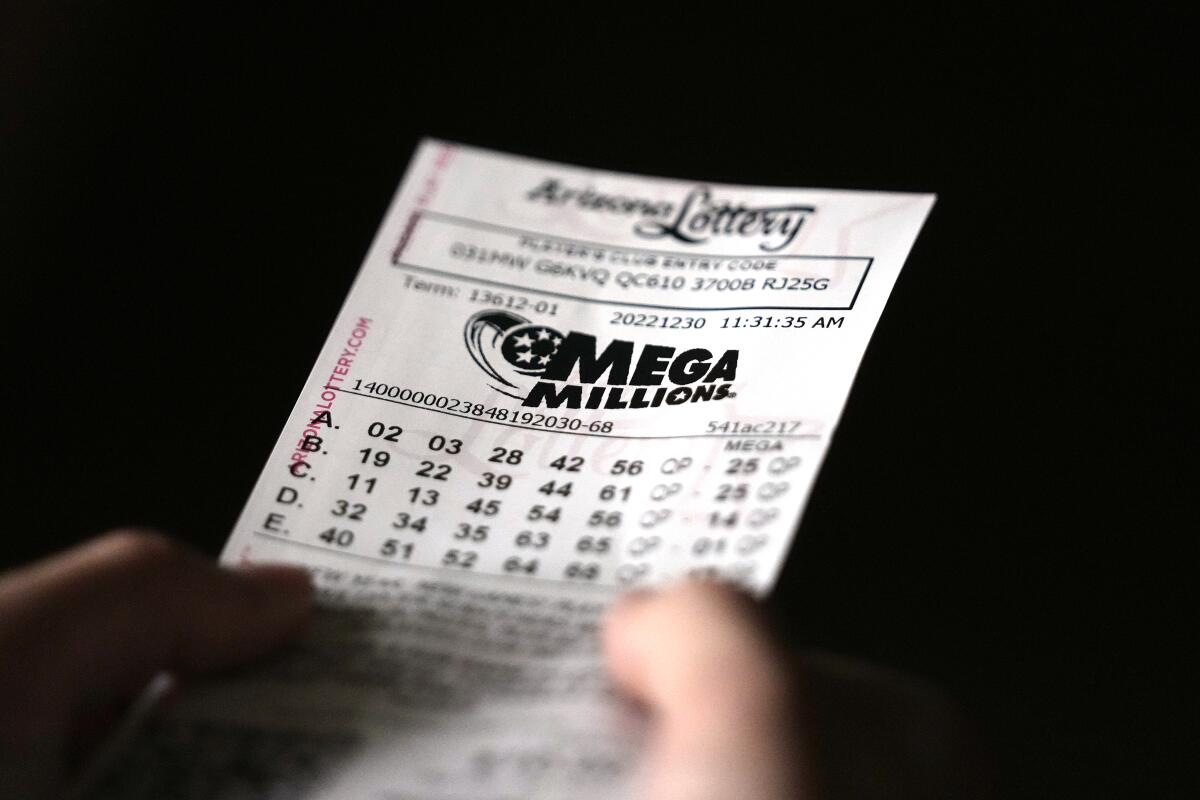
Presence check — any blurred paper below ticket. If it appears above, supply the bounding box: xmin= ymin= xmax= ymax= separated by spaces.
xmin=84 ymin=140 xmax=934 ymax=799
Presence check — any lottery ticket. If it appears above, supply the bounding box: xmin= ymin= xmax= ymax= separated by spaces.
xmin=86 ymin=140 xmax=934 ymax=799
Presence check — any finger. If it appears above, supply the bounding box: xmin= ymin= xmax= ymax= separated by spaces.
xmin=0 ymin=530 xmax=312 ymax=744
xmin=603 ymin=582 xmax=814 ymax=799
xmin=604 ymin=582 xmax=791 ymax=717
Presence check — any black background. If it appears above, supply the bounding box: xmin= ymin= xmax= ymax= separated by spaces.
xmin=0 ymin=6 xmax=1191 ymax=799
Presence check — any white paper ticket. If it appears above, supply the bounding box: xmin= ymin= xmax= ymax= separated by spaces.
xmin=86 ymin=140 xmax=934 ymax=799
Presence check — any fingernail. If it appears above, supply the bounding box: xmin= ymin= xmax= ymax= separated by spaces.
xmin=236 ymin=564 xmax=314 ymax=605
xmin=618 ymin=588 xmax=655 ymax=606
xmin=608 ymin=588 xmax=656 ymax=620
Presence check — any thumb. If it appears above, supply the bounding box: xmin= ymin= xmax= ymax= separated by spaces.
xmin=0 ymin=530 xmax=313 ymax=748
xmin=603 ymin=582 xmax=814 ymax=800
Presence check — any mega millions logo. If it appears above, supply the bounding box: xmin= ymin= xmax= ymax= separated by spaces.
xmin=464 ymin=310 xmax=739 ymax=410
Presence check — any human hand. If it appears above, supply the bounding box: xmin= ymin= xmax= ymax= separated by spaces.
xmin=604 ymin=582 xmax=989 ymax=800
xmin=0 ymin=530 xmax=312 ymax=797
xmin=604 ymin=582 xmax=814 ymax=800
